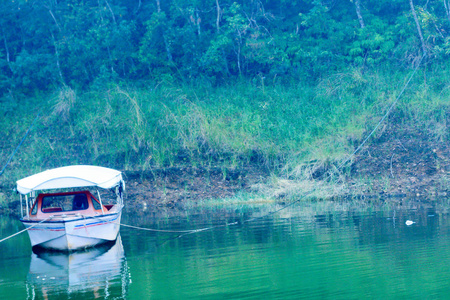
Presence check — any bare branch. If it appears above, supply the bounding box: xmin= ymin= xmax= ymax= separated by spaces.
xmin=409 ymin=0 xmax=426 ymax=55
xmin=104 ymin=0 xmax=116 ymax=24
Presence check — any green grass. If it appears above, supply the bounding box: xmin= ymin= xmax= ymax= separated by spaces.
xmin=1 ymin=64 xmax=449 ymax=198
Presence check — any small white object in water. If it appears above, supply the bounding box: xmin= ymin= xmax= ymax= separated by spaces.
xmin=405 ymin=220 xmax=415 ymax=226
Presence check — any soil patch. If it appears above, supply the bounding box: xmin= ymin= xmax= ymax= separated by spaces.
xmin=349 ymin=122 xmax=450 ymax=198
xmin=2 ymin=121 xmax=449 ymax=215
xmin=124 ymin=166 xmax=269 ymax=210
xmin=124 ymin=122 xmax=450 ymax=206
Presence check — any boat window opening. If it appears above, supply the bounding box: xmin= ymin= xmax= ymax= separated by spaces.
xmin=72 ymin=194 xmax=88 ymax=210
xmin=41 ymin=194 xmax=88 ymax=213
xmin=30 ymin=201 xmax=38 ymax=215
xmin=96 ymin=189 xmax=105 ymax=214
xmin=92 ymin=196 xmax=102 ymax=210
xmin=41 ymin=196 xmax=68 ymax=213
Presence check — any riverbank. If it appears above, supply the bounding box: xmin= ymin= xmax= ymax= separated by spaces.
xmin=123 ymin=120 xmax=450 ymax=211
xmin=1 ymin=68 xmax=449 ymax=213
xmin=2 ymin=130 xmax=449 ymax=216
xmin=349 ymin=121 xmax=450 ymax=199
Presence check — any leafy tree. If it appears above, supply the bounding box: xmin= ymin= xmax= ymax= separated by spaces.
xmin=1 ymin=0 xmax=450 ymax=95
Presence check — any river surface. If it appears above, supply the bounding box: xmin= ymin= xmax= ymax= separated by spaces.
xmin=1 ymin=198 xmax=450 ymax=299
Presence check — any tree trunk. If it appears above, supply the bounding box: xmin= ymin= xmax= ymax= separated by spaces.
xmin=104 ymin=0 xmax=116 ymax=24
xmin=136 ymin=0 xmax=141 ymax=14
xmin=51 ymin=32 xmax=65 ymax=84
xmin=353 ymin=0 xmax=365 ymax=29
xmin=163 ymin=33 xmax=173 ymax=63
xmin=2 ymin=33 xmax=12 ymax=72
xmin=444 ymin=0 xmax=450 ymax=23
xmin=48 ymin=9 xmax=61 ymax=32
xmin=215 ymin=0 xmax=221 ymax=33
xmin=42 ymin=0 xmax=61 ymax=31
xmin=97 ymin=0 xmax=104 ymax=22
xmin=154 ymin=0 xmax=172 ymax=63
xmin=236 ymin=30 xmax=242 ymax=75
xmin=409 ymin=0 xmax=426 ymax=55
xmin=106 ymin=45 xmax=115 ymax=73
xmin=3 ymin=34 xmax=9 ymax=64
xmin=195 ymin=9 xmax=201 ymax=36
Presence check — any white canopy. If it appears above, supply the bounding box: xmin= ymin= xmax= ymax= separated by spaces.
xmin=16 ymin=165 xmax=123 ymax=195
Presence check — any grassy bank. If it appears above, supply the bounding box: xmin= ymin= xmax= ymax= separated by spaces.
xmin=1 ymin=65 xmax=449 ymax=203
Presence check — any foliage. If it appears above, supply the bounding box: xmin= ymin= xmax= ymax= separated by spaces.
xmin=1 ymin=61 xmax=450 ymax=187
xmin=1 ymin=0 xmax=450 ymax=191
xmin=1 ymin=0 xmax=450 ymax=95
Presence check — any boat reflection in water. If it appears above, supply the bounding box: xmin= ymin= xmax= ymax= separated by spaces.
xmin=26 ymin=235 xmax=130 ymax=299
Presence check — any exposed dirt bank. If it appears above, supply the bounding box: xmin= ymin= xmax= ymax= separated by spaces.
xmin=122 ymin=122 xmax=450 ymax=209
xmin=349 ymin=122 xmax=450 ymax=198
xmin=2 ymin=121 xmax=449 ymax=215
xmin=130 ymin=121 xmax=450 ymax=205
xmin=124 ymin=166 xmax=269 ymax=210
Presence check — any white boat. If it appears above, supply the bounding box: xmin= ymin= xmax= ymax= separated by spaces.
xmin=17 ymin=165 xmax=125 ymax=251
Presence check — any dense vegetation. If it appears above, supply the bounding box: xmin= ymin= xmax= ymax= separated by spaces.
xmin=2 ymin=0 xmax=450 ymax=92
xmin=1 ymin=0 xmax=450 ymax=196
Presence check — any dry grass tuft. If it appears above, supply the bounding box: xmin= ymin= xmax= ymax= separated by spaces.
xmin=52 ymin=86 xmax=77 ymax=121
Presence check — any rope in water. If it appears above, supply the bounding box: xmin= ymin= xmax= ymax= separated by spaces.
xmin=117 ymin=222 xmax=212 ymax=233
xmin=0 ymin=216 xmax=54 ymax=244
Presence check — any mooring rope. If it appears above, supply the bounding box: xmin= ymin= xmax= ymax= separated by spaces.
xmin=241 ymin=52 xmax=429 ymax=224
xmin=117 ymin=222 xmax=211 ymax=233
xmin=335 ymin=52 xmax=427 ymax=171
xmin=0 ymin=216 xmax=54 ymax=244
xmin=76 ymin=213 xmax=212 ymax=233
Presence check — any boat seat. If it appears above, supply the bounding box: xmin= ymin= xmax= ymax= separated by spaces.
xmin=42 ymin=207 xmax=63 ymax=213
xmin=72 ymin=194 xmax=89 ymax=210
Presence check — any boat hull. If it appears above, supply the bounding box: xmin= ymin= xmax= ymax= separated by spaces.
xmin=21 ymin=210 xmax=122 ymax=251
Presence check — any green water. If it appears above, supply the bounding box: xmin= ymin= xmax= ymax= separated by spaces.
xmin=1 ymin=199 xmax=450 ymax=299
